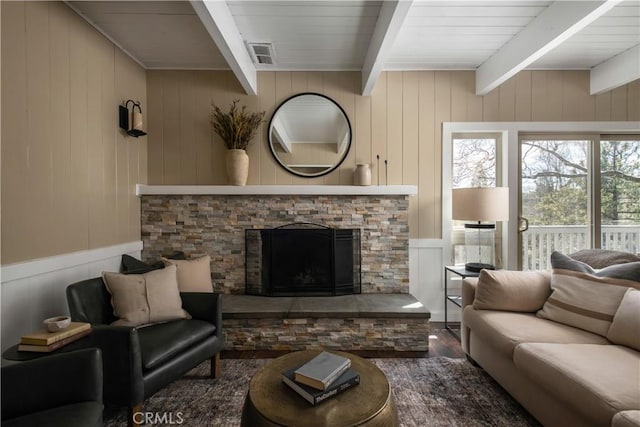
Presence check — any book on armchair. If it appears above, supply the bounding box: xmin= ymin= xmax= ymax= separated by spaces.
xmin=20 ymin=322 xmax=91 ymax=346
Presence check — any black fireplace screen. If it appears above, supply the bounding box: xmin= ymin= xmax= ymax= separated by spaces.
xmin=245 ymin=224 xmax=361 ymax=296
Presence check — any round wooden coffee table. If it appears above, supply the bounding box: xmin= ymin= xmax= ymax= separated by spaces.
xmin=241 ymin=350 xmax=399 ymax=427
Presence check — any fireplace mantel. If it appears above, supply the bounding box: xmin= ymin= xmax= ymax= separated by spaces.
xmin=136 ymin=184 xmax=417 ymax=196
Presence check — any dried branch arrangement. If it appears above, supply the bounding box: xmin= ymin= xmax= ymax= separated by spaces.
xmin=210 ymin=100 xmax=265 ymax=150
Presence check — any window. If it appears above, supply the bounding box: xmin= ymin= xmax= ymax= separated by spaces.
xmin=451 ymin=133 xmax=502 ymax=266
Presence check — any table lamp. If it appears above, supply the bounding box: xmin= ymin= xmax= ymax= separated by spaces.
xmin=452 ymin=187 xmax=509 ymax=272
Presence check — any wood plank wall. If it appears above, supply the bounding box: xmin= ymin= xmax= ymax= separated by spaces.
xmin=147 ymin=70 xmax=639 ymax=239
xmin=1 ymin=1 xmax=147 ymax=264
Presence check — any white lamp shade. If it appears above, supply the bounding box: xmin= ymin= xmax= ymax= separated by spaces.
xmin=452 ymin=187 xmax=509 ymax=222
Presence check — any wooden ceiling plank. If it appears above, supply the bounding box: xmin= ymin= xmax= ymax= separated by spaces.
xmin=362 ymin=0 xmax=413 ymax=96
xmin=475 ymin=0 xmax=623 ymax=95
xmin=590 ymin=44 xmax=640 ymax=94
xmin=190 ymin=0 xmax=257 ymax=95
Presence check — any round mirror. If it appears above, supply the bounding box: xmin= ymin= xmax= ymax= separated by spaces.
xmin=268 ymin=93 xmax=352 ymax=177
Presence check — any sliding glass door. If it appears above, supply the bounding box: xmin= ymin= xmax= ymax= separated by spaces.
xmin=600 ymin=137 xmax=640 ymax=252
xmin=519 ymin=135 xmax=640 ymax=270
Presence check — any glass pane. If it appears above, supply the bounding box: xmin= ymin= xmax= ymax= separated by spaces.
xmin=520 ymin=139 xmax=590 ymax=270
xmin=601 ymin=139 xmax=640 ymax=253
xmin=452 ymin=138 xmax=496 ymax=188
xmin=452 ymin=137 xmax=497 ymax=265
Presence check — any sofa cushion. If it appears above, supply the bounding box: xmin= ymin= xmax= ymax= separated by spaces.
xmin=612 ymin=411 xmax=640 ymax=427
xmin=514 ymin=343 xmax=640 ymax=426
xmin=463 ymin=307 xmax=609 ymax=358
xmin=608 ymin=288 xmax=640 ymax=351
xmin=162 ymin=256 xmax=213 ymax=293
xmin=473 ymin=269 xmax=551 ymax=312
xmin=102 ymin=265 xmax=190 ymax=327
xmin=137 ymin=319 xmax=216 ymax=371
xmin=537 ymin=251 xmax=640 ymax=336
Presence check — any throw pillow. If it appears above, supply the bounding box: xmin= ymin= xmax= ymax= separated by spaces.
xmin=607 ymin=288 xmax=640 ymax=351
xmin=162 ymin=255 xmax=213 ymax=292
xmin=473 ymin=269 xmax=551 ymax=312
xmin=102 ymin=265 xmax=190 ymax=327
xmin=121 ymin=251 xmax=186 ymax=274
xmin=569 ymin=249 xmax=640 ymax=269
xmin=536 ymin=251 xmax=640 ymax=336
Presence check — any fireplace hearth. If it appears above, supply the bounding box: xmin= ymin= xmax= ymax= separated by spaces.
xmin=246 ymin=224 xmax=361 ymax=296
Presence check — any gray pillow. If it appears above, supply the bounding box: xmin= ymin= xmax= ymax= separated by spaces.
xmin=569 ymin=249 xmax=640 ymax=269
xmin=552 ymin=251 xmax=640 ymax=282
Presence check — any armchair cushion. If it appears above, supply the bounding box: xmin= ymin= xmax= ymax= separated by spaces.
xmin=162 ymin=255 xmax=213 ymax=292
xmin=2 ymin=402 xmax=103 ymax=427
xmin=138 ymin=319 xmax=216 ymax=370
xmin=102 ymin=265 xmax=190 ymax=327
xmin=121 ymin=251 xmax=186 ymax=274
xmin=473 ymin=269 xmax=551 ymax=312
xmin=1 ymin=348 xmax=103 ymax=427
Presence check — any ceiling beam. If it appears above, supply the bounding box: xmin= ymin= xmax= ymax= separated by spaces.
xmin=190 ymin=0 xmax=257 ymax=95
xmin=361 ymin=0 xmax=413 ymax=96
xmin=590 ymin=44 xmax=640 ymax=95
xmin=475 ymin=0 xmax=622 ymax=96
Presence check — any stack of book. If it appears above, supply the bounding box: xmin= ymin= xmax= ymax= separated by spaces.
xmin=18 ymin=322 xmax=92 ymax=353
xmin=282 ymin=351 xmax=360 ymax=405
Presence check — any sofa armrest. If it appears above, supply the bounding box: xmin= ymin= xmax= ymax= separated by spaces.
xmin=1 ymin=348 xmax=102 ymax=421
xmin=462 ymin=278 xmax=478 ymax=309
xmin=181 ymin=292 xmax=223 ymax=340
xmin=89 ymin=325 xmax=143 ymax=406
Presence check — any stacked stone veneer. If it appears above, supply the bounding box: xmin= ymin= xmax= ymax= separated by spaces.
xmin=223 ymin=318 xmax=429 ymax=352
xmin=140 ymin=194 xmax=410 ymax=294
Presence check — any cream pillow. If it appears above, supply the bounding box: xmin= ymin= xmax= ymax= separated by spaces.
xmin=473 ymin=270 xmax=551 ymax=312
xmin=161 ymin=255 xmax=213 ymax=292
xmin=607 ymin=288 xmax=640 ymax=351
xmin=537 ymin=252 xmax=640 ymax=336
xmin=102 ymin=265 xmax=190 ymax=327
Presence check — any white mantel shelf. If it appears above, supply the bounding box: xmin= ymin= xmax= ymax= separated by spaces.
xmin=136 ymin=184 xmax=417 ymax=196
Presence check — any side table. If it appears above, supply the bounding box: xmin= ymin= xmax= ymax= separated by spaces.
xmin=2 ymin=334 xmax=93 ymax=364
xmin=444 ymin=266 xmax=480 ymax=339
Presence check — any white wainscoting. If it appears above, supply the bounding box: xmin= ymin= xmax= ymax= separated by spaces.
xmin=409 ymin=239 xmax=457 ymax=323
xmin=0 ymin=241 xmax=143 ymax=351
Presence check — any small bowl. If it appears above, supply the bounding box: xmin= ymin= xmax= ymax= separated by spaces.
xmin=43 ymin=316 xmax=71 ymax=332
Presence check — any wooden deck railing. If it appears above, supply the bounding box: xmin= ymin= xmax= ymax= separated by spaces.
xmin=522 ymin=225 xmax=640 ymax=270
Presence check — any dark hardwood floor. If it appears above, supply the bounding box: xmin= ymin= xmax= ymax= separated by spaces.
xmin=222 ymin=322 xmax=464 ymax=359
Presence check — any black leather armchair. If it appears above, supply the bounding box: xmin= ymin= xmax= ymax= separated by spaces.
xmin=1 ymin=348 xmax=103 ymax=427
xmin=66 ymin=277 xmax=224 ymax=426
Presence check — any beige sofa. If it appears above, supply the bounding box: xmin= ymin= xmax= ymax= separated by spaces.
xmin=461 ymin=267 xmax=640 ymax=427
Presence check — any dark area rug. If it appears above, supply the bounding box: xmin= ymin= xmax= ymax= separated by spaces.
xmin=104 ymin=357 xmax=540 ymax=427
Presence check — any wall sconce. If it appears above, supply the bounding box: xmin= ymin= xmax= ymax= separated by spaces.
xmin=119 ymin=100 xmax=147 ymax=138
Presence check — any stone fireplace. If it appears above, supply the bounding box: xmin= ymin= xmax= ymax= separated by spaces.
xmin=137 ymin=185 xmax=429 ymax=352
xmin=138 ymin=185 xmax=414 ymax=295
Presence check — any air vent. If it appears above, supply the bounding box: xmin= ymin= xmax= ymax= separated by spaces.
xmin=247 ymin=42 xmax=276 ymax=66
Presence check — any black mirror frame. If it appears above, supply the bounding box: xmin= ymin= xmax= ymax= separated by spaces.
xmin=267 ymin=92 xmax=352 ymax=178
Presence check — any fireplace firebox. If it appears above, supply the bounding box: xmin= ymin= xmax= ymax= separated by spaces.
xmin=245 ymin=224 xmax=361 ymax=296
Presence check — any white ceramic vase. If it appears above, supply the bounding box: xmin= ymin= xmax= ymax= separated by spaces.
xmin=226 ymin=149 xmax=249 ymax=186
xmin=354 ymin=164 xmax=372 ymax=186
